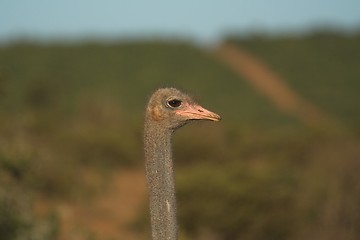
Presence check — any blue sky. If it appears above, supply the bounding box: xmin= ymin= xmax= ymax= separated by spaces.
xmin=1 ymin=0 xmax=359 ymax=43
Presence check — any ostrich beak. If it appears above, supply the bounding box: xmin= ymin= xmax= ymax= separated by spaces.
xmin=176 ymin=103 xmax=221 ymax=122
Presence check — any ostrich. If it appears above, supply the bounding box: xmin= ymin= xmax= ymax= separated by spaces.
xmin=144 ymin=88 xmax=221 ymax=240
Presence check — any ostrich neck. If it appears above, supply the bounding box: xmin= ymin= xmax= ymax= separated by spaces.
xmin=144 ymin=121 xmax=178 ymax=240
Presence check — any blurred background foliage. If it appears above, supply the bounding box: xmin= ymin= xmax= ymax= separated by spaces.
xmin=0 ymin=30 xmax=360 ymax=239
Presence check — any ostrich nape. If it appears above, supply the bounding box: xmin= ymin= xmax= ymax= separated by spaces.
xmin=144 ymin=87 xmax=220 ymax=240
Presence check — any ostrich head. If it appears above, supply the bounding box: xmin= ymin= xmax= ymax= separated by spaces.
xmin=145 ymin=88 xmax=221 ymax=131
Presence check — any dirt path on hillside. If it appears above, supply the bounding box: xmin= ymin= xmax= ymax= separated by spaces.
xmin=214 ymin=42 xmax=335 ymax=127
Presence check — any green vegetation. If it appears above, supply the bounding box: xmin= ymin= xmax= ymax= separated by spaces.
xmin=227 ymin=31 xmax=360 ymax=127
xmin=0 ymin=31 xmax=359 ymax=239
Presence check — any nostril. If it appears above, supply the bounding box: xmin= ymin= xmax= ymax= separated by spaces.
xmin=198 ymin=109 xmax=204 ymax=112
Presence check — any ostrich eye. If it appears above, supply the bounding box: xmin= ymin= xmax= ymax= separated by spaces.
xmin=167 ymin=99 xmax=182 ymax=108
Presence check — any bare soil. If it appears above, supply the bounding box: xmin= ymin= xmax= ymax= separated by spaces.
xmin=34 ymin=169 xmax=147 ymax=240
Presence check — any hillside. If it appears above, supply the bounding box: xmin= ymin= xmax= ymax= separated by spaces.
xmin=0 ymin=32 xmax=359 ymax=240
xmin=227 ymin=32 xmax=360 ymax=127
